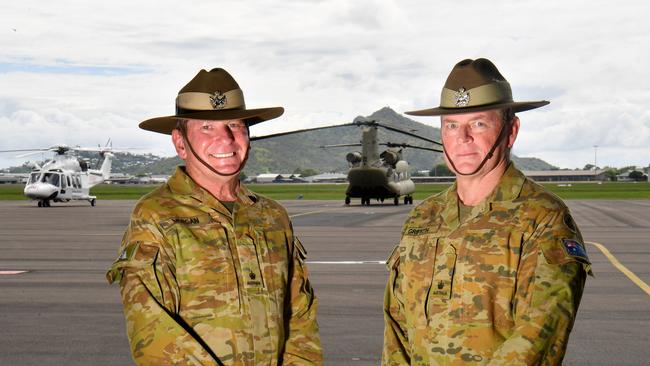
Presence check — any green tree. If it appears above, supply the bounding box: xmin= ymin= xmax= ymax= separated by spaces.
xmin=604 ymin=169 xmax=618 ymax=181
xmin=293 ymin=168 xmax=320 ymax=177
xmin=629 ymin=171 xmax=646 ymax=181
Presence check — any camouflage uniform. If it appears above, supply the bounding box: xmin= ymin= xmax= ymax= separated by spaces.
xmin=107 ymin=167 xmax=322 ymax=366
xmin=383 ymin=163 xmax=590 ymax=365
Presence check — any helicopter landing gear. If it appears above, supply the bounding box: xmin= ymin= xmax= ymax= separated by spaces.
xmin=361 ymin=197 xmax=371 ymax=206
xmin=404 ymin=195 xmax=413 ymax=205
xmin=90 ymin=198 xmax=96 ymax=207
xmin=345 ymin=196 xmax=350 ymax=205
xmin=38 ymin=200 xmax=50 ymax=207
xmin=394 ymin=196 xmax=399 ymax=205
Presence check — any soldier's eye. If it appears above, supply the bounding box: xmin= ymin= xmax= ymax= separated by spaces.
xmin=472 ymin=121 xmax=487 ymax=129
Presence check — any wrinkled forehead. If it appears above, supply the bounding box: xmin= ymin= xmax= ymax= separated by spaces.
xmin=183 ymin=118 xmax=246 ymax=125
xmin=440 ymin=109 xmax=502 ymax=124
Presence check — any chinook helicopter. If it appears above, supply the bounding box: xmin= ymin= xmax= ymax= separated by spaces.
xmin=251 ymin=118 xmax=442 ymax=205
xmin=0 ymin=144 xmax=115 ymax=207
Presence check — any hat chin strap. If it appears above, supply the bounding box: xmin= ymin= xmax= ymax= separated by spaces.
xmin=179 ymin=123 xmax=249 ymax=178
xmin=444 ymin=122 xmax=509 ymax=177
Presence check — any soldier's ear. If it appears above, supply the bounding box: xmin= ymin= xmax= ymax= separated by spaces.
xmin=507 ymin=116 xmax=520 ymax=148
xmin=172 ymin=129 xmax=188 ymax=160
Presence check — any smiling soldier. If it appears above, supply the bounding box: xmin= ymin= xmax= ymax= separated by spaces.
xmin=383 ymin=59 xmax=590 ymax=365
xmin=107 ymin=68 xmax=322 ymax=365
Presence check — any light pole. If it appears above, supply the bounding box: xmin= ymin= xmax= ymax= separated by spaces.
xmin=593 ymin=145 xmax=598 ymax=181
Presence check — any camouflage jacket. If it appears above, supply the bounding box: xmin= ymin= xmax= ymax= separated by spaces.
xmin=383 ymin=164 xmax=590 ymax=365
xmin=107 ymin=167 xmax=322 ymax=366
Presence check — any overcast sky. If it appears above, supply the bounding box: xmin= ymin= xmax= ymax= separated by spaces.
xmin=1 ymin=0 xmax=649 ymax=170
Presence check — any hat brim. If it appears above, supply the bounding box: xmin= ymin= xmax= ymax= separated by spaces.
xmin=139 ymin=107 xmax=284 ymax=135
xmin=405 ymin=100 xmax=549 ymax=117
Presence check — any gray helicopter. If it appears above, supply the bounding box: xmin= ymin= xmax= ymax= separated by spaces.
xmin=251 ymin=118 xmax=442 ymax=205
xmin=0 ymin=144 xmax=115 ymax=207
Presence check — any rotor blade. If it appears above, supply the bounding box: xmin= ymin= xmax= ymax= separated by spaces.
xmin=15 ymin=150 xmax=51 ymax=158
xmin=73 ymin=147 xmax=144 ymax=152
xmin=319 ymin=143 xmax=363 ymax=148
xmin=380 ymin=142 xmax=443 ymax=153
xmin=0 ymin=148 xmax=50 ymax=153
xmin=373 ymin=122 xmax=443 ymax=146
xmin=250 ymin=122 xmax=356 ymax=141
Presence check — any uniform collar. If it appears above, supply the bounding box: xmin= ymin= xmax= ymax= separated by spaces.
xmin=439 ymin=162 xmax=525 ymax=229
xmin=167 ymin=166 xmax=258 ymax=210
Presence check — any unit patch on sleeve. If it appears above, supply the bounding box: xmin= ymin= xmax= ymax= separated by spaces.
xmin=561 ymin=238 xmax=589 ymax=263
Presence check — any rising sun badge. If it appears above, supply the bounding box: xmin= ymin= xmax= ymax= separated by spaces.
xmin=209 ymin=91 xmax=227 ymax=109
xmin=454 ymin=87 xmax=470 ymax=107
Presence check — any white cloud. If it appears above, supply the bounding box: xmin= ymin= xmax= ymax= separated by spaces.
xmin=1 ymin=0 xmax=649 ymax=169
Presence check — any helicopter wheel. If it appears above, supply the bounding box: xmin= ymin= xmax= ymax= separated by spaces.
xmin=38 ymin=201 xmax=42 ymax=207
xmin=403 ymin=196 xmax=408 ymax=205
xmin=394 ymin=196 xmax=399 ymax=205
xmin=345 ymin=196 xmax=350 ymax=205
xmin=380 ymin=198 xmax=384 ymax=203
xmin=90 ymin=199 xmax=96 ymax=207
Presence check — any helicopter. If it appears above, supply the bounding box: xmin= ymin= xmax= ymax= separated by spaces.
xmin=0 ymin=144 xmax=115 ymax=207
xmin=251 ymin=118 xmax=442 ymax=205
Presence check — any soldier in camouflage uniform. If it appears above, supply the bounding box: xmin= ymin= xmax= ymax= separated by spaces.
xmin=107 ymin=68 xmax=322 ymax=365
xmin=383 ymin=59 xmax=591 ymax=365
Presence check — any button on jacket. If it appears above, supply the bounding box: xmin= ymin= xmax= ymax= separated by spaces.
xmin=383 ymin=164 xmax=589 ymax=365
xmin=107 ymin=167 xmax=322 ymax=366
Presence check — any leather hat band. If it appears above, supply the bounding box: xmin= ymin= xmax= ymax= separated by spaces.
xmin=440 ymin=82 xmax=512 ymax=108
xmin=175 ymin=89 xmax=245 ymax=112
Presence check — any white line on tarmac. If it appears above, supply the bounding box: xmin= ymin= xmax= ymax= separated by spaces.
xmin=289 ymin=208 xmax=341 ymax=218
xmin=0 ymin=270 xmax=28 ymax=275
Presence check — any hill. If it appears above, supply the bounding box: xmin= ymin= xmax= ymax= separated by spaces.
xmin=244 ymin=107 xmax=557 ymax=174
xmin=2 ymin=107 xmax=557 ymax=175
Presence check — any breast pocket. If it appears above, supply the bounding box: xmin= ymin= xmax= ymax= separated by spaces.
xmin=399 ymin=234 xmax=441 ymax=327
xmin=175 ymin=224 xmax=238 ymax=322
xmin=425 ymin=239 xmax=456 ymax=320
xmin=458 ymin=230 xmax=522 ymax=328
xmin=255 ymin=229 xmax=289 ymax=294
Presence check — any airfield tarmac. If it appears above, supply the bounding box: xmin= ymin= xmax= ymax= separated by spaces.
xmin=0 ymin=199 xmax=648 ymax=365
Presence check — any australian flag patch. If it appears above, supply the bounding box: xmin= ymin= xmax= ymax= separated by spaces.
xmin=562 ymin=238 xmax=590 ymax=263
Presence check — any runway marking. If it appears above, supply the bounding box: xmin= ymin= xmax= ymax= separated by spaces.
xmin=289 ymin=208 xmax=341 ymax=218
xmin=0 ymin=270 xmax=28 ymax=275
xmin=306 ymin=261 xmax=386 ymax=264
xmin=586 ymin=241 xmax=650 ymax=296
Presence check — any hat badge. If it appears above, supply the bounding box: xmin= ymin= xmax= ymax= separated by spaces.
xmin=209 ymin=91 xmax=227 ymax=109
xmin=454 ymin=87 xmax=470 ymax=107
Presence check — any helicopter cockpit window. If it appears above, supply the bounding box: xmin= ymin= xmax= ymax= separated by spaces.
xmin=30 ymin=173 xmax=40 ymax=184
xmin=42 ymin=173 xmax=60 ymax=187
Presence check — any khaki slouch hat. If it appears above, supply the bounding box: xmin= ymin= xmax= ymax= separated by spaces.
xmin=406 ymin=58 xmax=549 ymax=116
xmin=140 ymin=68 xmax=284 ymax=134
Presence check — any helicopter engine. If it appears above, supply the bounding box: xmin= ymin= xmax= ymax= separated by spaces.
xmin=395 ymin=160 xmax=409 ymax=173
xmin=346 ymin=152 xmax=362 ymax=166
xmin=379 ymin=150 xmax=399 ymax=166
